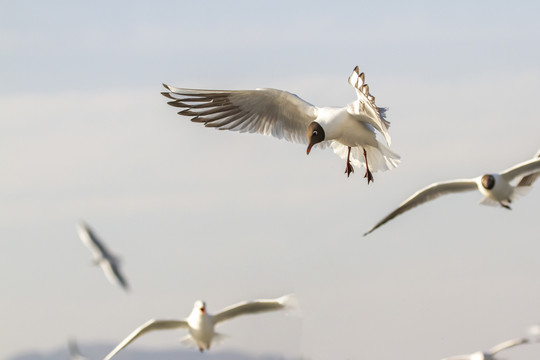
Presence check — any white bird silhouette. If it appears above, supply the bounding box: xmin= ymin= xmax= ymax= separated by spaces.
xmin=364 ymin=149 xmax=540 ymax=235
xmin=68 ymin=338 xmax=89 ymax=360
xmin=442 ymin=337 xmax=529 ymax=360
xmin=103 ymin=295 xmax=294 ymax=359
xmin=77 ymin=222 xmax=129 ymax=291
xmin=162 ymin=66 xmax=399 ymax=183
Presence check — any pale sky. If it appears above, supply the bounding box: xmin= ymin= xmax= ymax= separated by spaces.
xmin=2 ymin=1 xmax=540 ymax=359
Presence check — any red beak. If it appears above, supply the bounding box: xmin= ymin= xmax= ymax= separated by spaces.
xmin=200 ymin=307 xmax=205 ymax=314
xmin=306 ymin=143 xmax=313 ymax=155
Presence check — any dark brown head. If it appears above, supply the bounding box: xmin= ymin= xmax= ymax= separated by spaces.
xmin=481 ymin=174 xmax=495 ymax=189
xmin=306 ymin=122 xmax=325 ymax=155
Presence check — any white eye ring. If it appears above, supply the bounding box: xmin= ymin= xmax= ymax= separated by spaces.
xmin=313 ymin=130 xmax=318 ymax=136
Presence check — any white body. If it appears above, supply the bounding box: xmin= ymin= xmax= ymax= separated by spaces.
xmin=476 ymin=173 xmax=514 ymax=206
xmin=186 ymin=303 xmax=215 ymax=350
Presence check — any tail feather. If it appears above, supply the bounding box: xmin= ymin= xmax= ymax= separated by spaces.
xmin=180 ymin=335 xmax=197 ymax=348
xmin=478 ymin=197 xmax=499 ymax=207
xmin=331 ymin=142 xmax=400 ymax=173
xmin=212 ymin=332 xmax=229 ymax=345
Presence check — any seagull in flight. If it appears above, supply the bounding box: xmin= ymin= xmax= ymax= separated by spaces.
xmin=162 ymin=66 xmax=399 ymax=183
xmin=77 ymin=222 xmax=129 ymax=291
xmin=103 ymin=295 xmax=294 ymax=359
xmin=364 ymin=149 xmax=540 ymax=235
xmin=442 ymin=337 xmax=529 ymax=360
xmin=68 ymin=339 xmax=89 ymax=360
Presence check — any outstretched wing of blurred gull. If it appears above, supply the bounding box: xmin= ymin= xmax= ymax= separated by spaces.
xmin=77 ymin=222 xmax=129 ymax=291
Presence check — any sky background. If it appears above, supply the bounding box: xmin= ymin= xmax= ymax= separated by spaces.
xmin=2 ymin=1 xmax=540 ymax=359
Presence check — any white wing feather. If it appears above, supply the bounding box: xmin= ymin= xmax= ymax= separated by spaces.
xmin=99 ymin=260 xmax=129 ymax=291
xmin=213 ymin=294 xmax=293 ymax=325
xmin=77 ymin=222 xmax=129 ymax=291
xmin=103 ymin=319 xmax=188 ymax=360
xmin=488 ymin=337 xmax=528 ymax=355
xmin=162 ymin=86 xmax=318 ymax=144
xmin=500 ymin=157 xmax=540 ymax=182
xmin=516 ymin=149 xmax=540 ymax=187
xmin=77 ymin=223 xmax=109 ymax=260
xmin=347 ymin=66 xmax=391 ymax=145
xmin=440 ymin=355 xmax=472 ymax=360
xmin=364 ymin=179 xmax=478 ymax=236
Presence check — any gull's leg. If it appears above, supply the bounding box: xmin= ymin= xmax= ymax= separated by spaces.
xmin=363 ymin=148 xmax=374 ymax=184
xmin=344 ymin=146 xmax=354 ymax=177
xmin=500 ymin=202 xmax=512 ymax=210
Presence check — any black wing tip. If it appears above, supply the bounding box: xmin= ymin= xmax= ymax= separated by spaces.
xmin=161 ymin=92 xmax=175 ymax=100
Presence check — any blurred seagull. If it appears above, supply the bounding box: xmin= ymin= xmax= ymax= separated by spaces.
xmin=68 ymin=339 xmax=89 ymax=360
xmin=162 ymin=66 xmax=399 ymax=183
xmin=442 ymin=337 xmax=529 ymax=360
xmin=364 ymin=149 xmax=540 ymax=235
xmin=77 ymin=222 xmax=129 ymax=291
xmin=528 ymin=324 xmax=540 ymax=342
xmin=103 ymin=295 xmax=294 ymax=359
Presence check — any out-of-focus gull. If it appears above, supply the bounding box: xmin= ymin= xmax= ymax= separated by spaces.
xmin=68 ymin=338 xmax=89 ymax=360
xmin=77 ymin=222 xmax=129 ymax=291
xmin=528 ymin=324 xmax=540 ymax=341
xmin=162 ymin=66 xmax=399 ymax=183
xmin=442 ymin=337 xmax=529 ymax=360
xmin=364 ymin=149 xmax=540 ymax=235
xmin=103 ymin=295 xmax=295 ymax=359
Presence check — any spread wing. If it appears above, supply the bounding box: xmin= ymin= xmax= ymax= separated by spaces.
xmin=347 ymin=66 xmax=391 ymax=145
xmin=364 ymin=179 xmax=478 ymax=236
xmin=77 ymin=222 xmax=109 ymax=259
xmin=516 ymin=149 xmax=540 ymax=187
xmin=103 ymin=319 xmax=188 ymax=360
xmin=517 ymin=171 xmax=540 ymax=187
xmin=213 ymin=294 xmax=292 ymax=325
xmin=77 ymin=222 xmax=129 ymax=291
xmin=500 ymin=157 xmax=540 ymax=183
xmin=440 ymin=355 xmax=472 ymax=360
xmin=162 ymin=85 xmax=318 ymax=144
xmin=100 ymin=260 xmax=129 ymax=291
xmin=488 ymin=337 xmax=529 ymax=355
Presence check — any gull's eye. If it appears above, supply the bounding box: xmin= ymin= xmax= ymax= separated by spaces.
xmin=313 ymin=130 xmax=318 ymax=136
